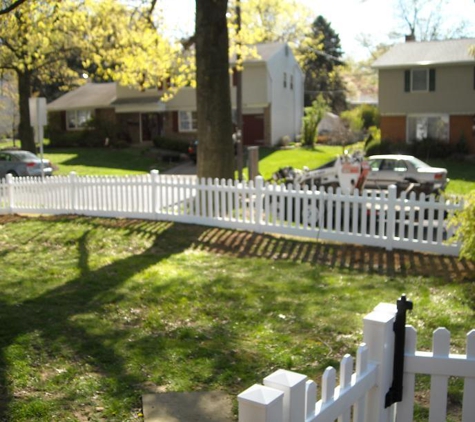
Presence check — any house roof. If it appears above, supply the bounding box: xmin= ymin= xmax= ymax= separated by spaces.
xmin=230 ymin=42 xmax=287 ymax=64
xmin=372 ymin=38 xmax=475 ymax=69
xmin=47 ymin=82 xmax=117 ymax=111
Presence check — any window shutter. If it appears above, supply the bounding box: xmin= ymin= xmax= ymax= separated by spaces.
xmin=429 ymin=68 xmax=436 ymax=91
xmin=172 ymin=111 xmax=178 ymax=132
xmin=404 ymin=70 xmax=411 ymax=92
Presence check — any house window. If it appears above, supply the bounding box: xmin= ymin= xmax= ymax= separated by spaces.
xmin=407 ymin=115 xmax=449 ymax=143
xmin=290 ymin=74 xmax=294 ymax=90
xmin=67 ymin=109 xmax=93 ymax=130
xmin=283 ymin=72 xmax=287 ymax=88
xmin=405 ymin=69 xmax=436 ymax=92
xmin=178 ymin=111 xmax=197 ymax=132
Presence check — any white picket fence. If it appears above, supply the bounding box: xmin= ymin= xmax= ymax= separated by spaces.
xmin=238 ymin=303 xmax=475 ymax=422
xmin=0 ymin=171 xmax=463 ymax=256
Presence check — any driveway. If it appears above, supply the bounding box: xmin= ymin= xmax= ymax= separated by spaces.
xmin=162 ymin=160 xmax=197 ymax=176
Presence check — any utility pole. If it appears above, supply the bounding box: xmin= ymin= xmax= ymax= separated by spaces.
xmin=235 ymin=0 xmax=244 ymax=181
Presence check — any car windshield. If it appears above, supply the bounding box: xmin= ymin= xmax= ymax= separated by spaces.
xmin=11 ymin=151 xmax=37 ymax=161
xmin=406 ymin=156 xmax=430 ymax=169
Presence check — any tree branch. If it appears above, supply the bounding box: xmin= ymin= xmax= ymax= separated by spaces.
xmin=0 ymin=0 xmax=28 ymax=15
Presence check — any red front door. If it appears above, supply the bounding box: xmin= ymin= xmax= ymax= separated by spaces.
xmin=242 ymin=114 xmax=264 ymax=146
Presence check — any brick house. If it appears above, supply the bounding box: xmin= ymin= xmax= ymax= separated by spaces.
xmin=372 ymin=38 xmax=475 ymax=154
xmin=46 ymin=42 xmax=304 ymax=147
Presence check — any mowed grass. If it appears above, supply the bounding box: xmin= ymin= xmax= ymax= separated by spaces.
xmin=0 ymin=216 xmax=474 ymax=421
xmin=1 ymin=138 xmax=474 ymax=195
xmin=44 ymin=147 xmax=173 ymax=176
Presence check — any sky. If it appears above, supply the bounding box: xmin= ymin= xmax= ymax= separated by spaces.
xmin=162 ymin=0 xmax=475 ymax=61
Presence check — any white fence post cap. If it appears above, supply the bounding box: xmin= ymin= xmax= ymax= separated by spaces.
xmin=238 ymin=384 xmax=284 ymax=405
xmin=264 ymin=369 xmax=307 ymax=388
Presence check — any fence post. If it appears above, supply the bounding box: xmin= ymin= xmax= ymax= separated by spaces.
xmin=255 ymin=176 xmax=264 ymax=231
xmin=238 ymin=384 xmax=284 ymax=422
xmin=150 ymin=170 xmax=159 ymax=218
xmin=385 ymin=185 xmax=397 ymax=251
xmin=69 ymin=172 xmax=77 ymax=213
xmin=363 ymin=302 xmax=397 ymax=422
xmin=263 ymin=369 xmax=307 ymax=422
xmin=6 ymin=173 xmax=14 ymax=214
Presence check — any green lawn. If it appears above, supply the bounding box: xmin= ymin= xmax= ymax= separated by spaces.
xmin=0 ymin=216 xmax=473 ymax=421
xmin=44 ymin=147 xmax=174 ymax=176
xmin=1 ymin=139 xmax=474 ymax=195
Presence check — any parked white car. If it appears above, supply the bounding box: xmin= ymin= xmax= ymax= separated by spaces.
xmin=365 ymin=154 xmax=448 ymax=194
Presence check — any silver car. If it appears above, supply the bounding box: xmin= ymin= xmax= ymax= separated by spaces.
xmin=0 ymin=150 xmax=54 ymax=178
xmin=365 ymin=154 xmax=448 ymax=194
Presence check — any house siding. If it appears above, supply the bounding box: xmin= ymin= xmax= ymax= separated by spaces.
xmin=450 ymin=115 xmax=475 ymax=153
xmin=380 ymin=116 xmax=406 ymax=143
xmin=378 ymin=65 xmax=475 ymax=115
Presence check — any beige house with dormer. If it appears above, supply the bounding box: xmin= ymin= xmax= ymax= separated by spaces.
xmin=373 ymin=38 xmax=475 ymax=154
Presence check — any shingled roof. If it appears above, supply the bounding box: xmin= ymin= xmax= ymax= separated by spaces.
xmin=372 ymin=38 xmax=475 ymax=69
xmin=47 ymin=82 xmax=117 ymax=111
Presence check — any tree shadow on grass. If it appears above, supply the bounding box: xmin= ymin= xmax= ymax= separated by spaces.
xmin=0 ymin=218 xmax=208 ymax=421
xmin=192 ymin=227 xmax=475 ymax=282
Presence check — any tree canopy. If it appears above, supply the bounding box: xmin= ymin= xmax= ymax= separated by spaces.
xmin=298 ymin=16 xmax=347 ymax=112
xmin=0 ymin=0 xmax=187 ymax=152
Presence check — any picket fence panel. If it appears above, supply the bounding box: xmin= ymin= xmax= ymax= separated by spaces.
xmin=238 ymin=303 xmax=475 ymax=422
xmin=0 ymin=171 xmax=463 ymax=256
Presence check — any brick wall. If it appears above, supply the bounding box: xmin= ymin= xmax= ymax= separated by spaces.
xmin=450 ymin=115 xmax=475 ymax=154
xmin=380 ymin=116 xmax=406 ymax=143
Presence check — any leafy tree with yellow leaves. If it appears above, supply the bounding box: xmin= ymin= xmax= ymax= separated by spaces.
xmin=0 ymin=0 xmax=188 ymax=152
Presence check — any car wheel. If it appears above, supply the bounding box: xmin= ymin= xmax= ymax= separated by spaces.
xmin=6 ymin=171 xmax=18 ymax=177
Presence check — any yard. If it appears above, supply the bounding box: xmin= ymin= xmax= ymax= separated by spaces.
xmin=0 ymin=215 xmax=474 ymax=421
xmin=42 ymin=144 xmax=475 ymax=196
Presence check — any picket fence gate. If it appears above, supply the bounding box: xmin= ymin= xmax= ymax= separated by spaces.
xmin=0 ymin=171 xmax=463 ymax=256
xmin=238 ymin=300 xmax=475 ymax=422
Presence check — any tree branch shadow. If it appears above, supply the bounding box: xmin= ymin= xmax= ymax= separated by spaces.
xmin=0 ymin=217 xmax=207 ymax=420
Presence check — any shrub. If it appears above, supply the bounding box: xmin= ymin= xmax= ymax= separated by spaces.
xmin=450 ymin=191 xmax=475 ymax=261
xmin=409 ymin=138 xmax=454 ymax=159
xmin=364 ymin=138 xmax=393 ymax=156
xmin=302 ymin=95 xmax=329 ymax=147
xmin=152 ymin=136 xmax=191 ymax=154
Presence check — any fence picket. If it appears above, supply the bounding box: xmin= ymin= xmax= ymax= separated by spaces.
xmin=396 ymin=326 xmax=417 ymax=422
xmin=462 ymin=330 xmax=475 ymax=422
xmin=306 ymin=380 xmax=317 ymax=419
xmin=429 ymin=328 xmax=450 ymax=422
xmin=353 ymin=344 xmax=368 ymax=422
xmin=338 ymin=354 xmax=353 ymax=422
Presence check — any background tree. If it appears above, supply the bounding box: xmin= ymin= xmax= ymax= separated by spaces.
xmin=393 ymin=0 xmax=470 ymax=41
xmin=234 ymin=0 xmax=312 ymax=46
xmin=299 ymin=16 xmax=347 ymax=112
xmin=195 ymin=0 xmax=234 ymax=179
xmin=0 ymin=0 xmax=186 ymax=152
xmin=0 ymin=0 xmax=84 ymax=152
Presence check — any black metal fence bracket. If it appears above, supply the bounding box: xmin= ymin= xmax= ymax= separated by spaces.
xmin=385 ymin=294 xmax=413 ymax=408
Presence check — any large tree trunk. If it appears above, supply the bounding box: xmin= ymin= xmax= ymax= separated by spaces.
xmin=195 ymin=0 xmax=234 ymax=180
xmin=17 ymin=70 xmax=35 ymax=153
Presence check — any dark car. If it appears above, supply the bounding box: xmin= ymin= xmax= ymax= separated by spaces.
xmin=188 ymin=140 xmax=198 ymax=164
xmin=0 ymin=149 xmax=54 ymax=178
